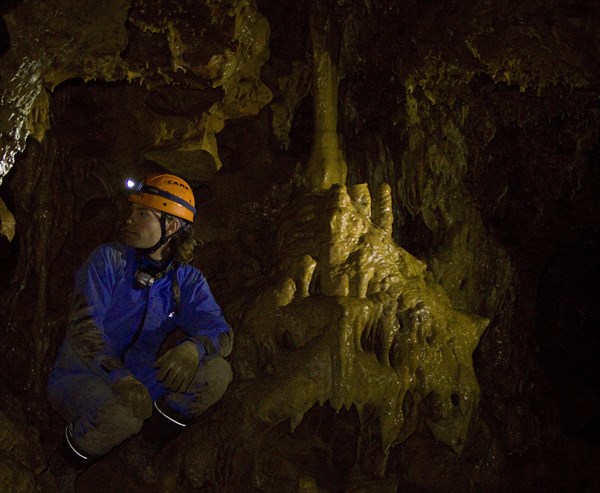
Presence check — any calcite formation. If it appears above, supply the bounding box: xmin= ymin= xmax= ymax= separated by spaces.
xmin=0 ymin=0 xmax=273 ymax=185
xmin=303 ymin=0 xmax=347 ymax=191
xmin=175 ymin=181 xmax=488 ymax=488
xmin=130 ymin=0 xmax=273 ymax=181
xmin=0 ymin=197 xmax=15 ymax=241
xmin=0 ymin=0 xmax=131 ymax=184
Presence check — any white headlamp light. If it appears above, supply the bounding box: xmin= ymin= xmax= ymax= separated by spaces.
xmin=125 ymin=178 xmax=143 ymax=192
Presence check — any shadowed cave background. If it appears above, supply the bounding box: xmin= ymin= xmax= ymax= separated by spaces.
xmin=0 ymin=0 xmax=599 ymax=492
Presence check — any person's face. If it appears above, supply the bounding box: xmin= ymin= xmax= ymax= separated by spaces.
xmin=122 ymin=203 xmax=163 ymax=250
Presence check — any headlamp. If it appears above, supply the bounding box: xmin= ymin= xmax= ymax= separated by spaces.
xmin=134 ymin=269 xmax=156 ymax=288
xmin=125 ymin=178 xmax=143 ymax=192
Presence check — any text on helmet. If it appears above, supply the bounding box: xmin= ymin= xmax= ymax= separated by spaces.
xmin=167 ymin=180 xmax=190 ymax=190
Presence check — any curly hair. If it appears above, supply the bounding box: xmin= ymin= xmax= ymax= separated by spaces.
xmin=167 ymin=216 xmax=197 ymax=264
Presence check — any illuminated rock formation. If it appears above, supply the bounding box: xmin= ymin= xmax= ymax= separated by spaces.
xmin=0 ymin=198 xmax=15 ymax=241
xmin=130 ymin=0 xmax=273 ymax=181
xmin=0 ymin=0 xmax=272 ymax=185
xmin=167 ymin=182 xmax=487 ymax=489
xmin=303 ymin=0 xmax=347 ymax=191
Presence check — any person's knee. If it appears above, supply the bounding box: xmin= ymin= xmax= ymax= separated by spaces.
xmin=78 ymin=402 xmax=145 ymax=457
xmin=203 ymin=356 xmax=233 ymax=399
xmin=162 ymin=357 xmax=233 ymax=421
xmin=112 ymin=400 xmax=146 ymax=437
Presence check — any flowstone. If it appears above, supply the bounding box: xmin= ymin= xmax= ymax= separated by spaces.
xmin=178 ymin=182 xmax=488 ymax=489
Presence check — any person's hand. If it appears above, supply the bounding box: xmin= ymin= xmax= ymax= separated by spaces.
xmin=112 ymin=376 xmax=153 ymax=419
xmin=155 ymin=341 xmax=199 ymax=392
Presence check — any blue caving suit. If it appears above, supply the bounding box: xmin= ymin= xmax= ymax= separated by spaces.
xmin=47 ymin=242 xmax=233 ymax=456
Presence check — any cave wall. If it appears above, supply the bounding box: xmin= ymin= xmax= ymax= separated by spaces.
xmin=1 ymin=0 xmax=599 ymax=492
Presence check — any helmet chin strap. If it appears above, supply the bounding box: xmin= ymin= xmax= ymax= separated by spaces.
xmin=139 ymin=212 xmax=180 ymax=256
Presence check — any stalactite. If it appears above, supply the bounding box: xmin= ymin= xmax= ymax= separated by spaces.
xmin=303 ymin=0 xmax=347 ymax=191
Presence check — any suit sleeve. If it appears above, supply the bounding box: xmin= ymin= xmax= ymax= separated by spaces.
xmin=67 ymin=246 xmax=131 ymax=384
xmin=179 ymin=270 xmax=233 ymax=359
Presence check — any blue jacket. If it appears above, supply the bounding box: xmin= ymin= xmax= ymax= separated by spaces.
xmin=49 ymin=243 xmax=233 ymax=398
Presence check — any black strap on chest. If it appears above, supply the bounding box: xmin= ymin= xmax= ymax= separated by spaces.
xmin=123 ymin=257 xmax=182 ymax=357
xmin=134 ymin=253 xmax=181 ymax=312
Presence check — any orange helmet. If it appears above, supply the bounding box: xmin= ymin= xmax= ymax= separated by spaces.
xmin=126 ymin=174 xmax=196 ymax=222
